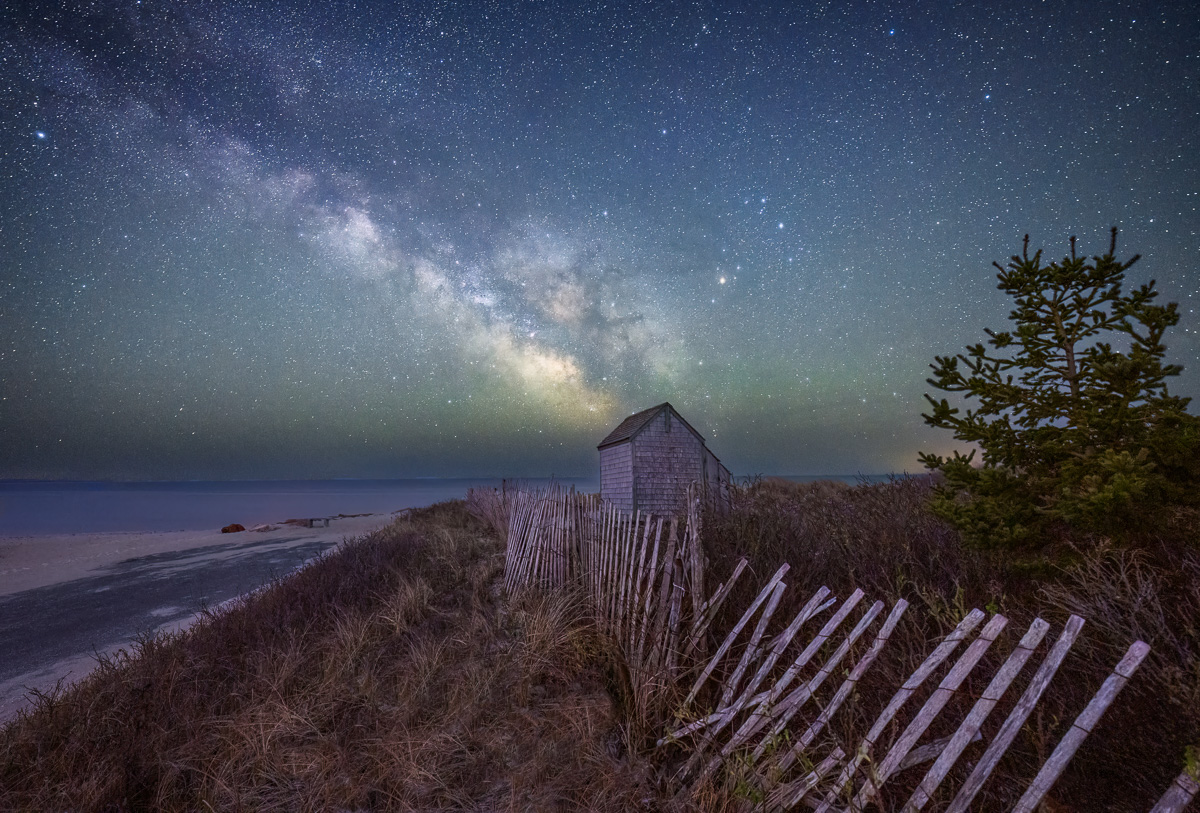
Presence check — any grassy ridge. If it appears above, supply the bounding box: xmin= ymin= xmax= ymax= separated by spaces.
xmin=4 ymin=485 xmax=1196 ymax=810
xmin=699 ymin=477 xmax=1200 ymax=810
xmin=0 ymin=503 xmax=648 ymax=811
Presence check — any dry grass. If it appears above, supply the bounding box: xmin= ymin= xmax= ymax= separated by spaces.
xmin=464 ymin=485 xmax=515 ymax=544
xmin=0 ymin=502 xmax=655 ymax=811
xmin=6 ymin=486 xmax=1195 ymax=811
xmin=697 ymin=476 xmax=1200 ymax=810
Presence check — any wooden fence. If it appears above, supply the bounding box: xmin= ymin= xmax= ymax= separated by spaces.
xmin=498 ymin=483 xmax=1198 ymax=812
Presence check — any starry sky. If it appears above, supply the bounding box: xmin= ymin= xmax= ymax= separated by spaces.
xmin=1 ymin=0 xmax=1197 ymax=481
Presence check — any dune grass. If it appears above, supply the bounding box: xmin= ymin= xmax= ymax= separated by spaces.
xmin=4 ymin=484 xmax=1196 ymax=810
xmin=697 ymin=476 xmax=1200 ymax=810
xmin=0 ymin=503 xmax=652 ymax=811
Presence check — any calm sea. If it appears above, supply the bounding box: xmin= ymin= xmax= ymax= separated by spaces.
xmin=0 ymin=478 xmax=598 ymax=536
xmin=0 ymin=474 xmax=906 ymax=536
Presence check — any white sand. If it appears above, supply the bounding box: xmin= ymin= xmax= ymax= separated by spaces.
xmin=0 ymin=513 xmax=397 ymax=721
xmin=0 ymin=514 xmax=394 ymax=597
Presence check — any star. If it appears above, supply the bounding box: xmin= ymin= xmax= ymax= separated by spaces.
xmin=0 ymin=0 xmax=1193 ymax=482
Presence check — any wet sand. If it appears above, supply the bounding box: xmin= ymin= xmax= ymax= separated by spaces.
xmin=0 ymin=514 xmax=392 ymax=597
xmin=0 ymin=514 xmax=396 ymax=722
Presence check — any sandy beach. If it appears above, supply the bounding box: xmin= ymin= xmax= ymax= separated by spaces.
xmin=0 ymin=513 xmax=396 ymax=721
xmin=0 ymin=513 xmax=393 ymax=597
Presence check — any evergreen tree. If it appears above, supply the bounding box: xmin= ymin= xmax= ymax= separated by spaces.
xmin=919 ymin=229 xmax=1200 ymax=549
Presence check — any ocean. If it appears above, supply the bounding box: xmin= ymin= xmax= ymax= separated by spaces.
xmin=0 ymin=474 xmax=905 ymax=536
xmin=0 ymin=478 xmax=598 ymax=536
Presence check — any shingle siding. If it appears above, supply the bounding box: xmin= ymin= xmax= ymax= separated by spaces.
xmin=631 ymin=410 xmax=704 ymax=515
xmin=598 ymin=403 xmax=731 ymax=516
xmin=599 ymin=442 xmax=634 ymax=512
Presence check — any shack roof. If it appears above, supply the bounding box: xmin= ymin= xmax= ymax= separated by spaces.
xmin=597 ymin=402 xmax=708 ymax=449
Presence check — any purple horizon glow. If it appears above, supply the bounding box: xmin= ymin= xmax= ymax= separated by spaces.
xmin=2 ymin=1 xmax=1197 ymax=480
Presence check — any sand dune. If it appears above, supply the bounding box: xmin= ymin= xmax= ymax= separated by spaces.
xmin=0 ymin=514 xmax=392 ymax=597
xmin=0 ymin=513 xmax=395 ymax=721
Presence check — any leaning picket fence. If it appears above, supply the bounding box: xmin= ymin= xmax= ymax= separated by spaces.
xmin=496 ymin=483 xmax=1198 ymax=811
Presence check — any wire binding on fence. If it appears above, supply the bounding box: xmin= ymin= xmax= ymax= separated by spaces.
xmin=495 ymin=481 xmax=1189 ymax=811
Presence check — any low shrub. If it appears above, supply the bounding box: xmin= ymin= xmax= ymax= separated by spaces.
xmin=0 ymin=502 xmax=651 ymax=811
xmin=696 ymin=477 xmax=1199 ymax=810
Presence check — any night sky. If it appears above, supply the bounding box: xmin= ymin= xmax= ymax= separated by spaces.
xmin=2 ymin=1 xmax=1197 ymax=481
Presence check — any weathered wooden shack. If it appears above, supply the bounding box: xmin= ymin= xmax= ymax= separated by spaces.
xmin=597 ymin=402 xmax=731 ymax=515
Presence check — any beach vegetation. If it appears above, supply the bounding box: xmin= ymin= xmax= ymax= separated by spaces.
xmin=4 ymin=484 xmax=1198 ymax=810
xmin=700 ymin=476 xmax=1200 ymax=809
xmin=919 ymin=228 xmax=1200 ymax=551
xmin=0 ymin=503 xmax=650 ymax=811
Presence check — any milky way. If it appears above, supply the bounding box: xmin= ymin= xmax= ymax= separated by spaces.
xmin=1 ymin=1 xmax=1197 ymax=480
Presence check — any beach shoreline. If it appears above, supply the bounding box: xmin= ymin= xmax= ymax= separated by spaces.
xmin=0 ymin=513 xmax=396 ymax=722
xmin=0 ymin=513 xmax=394 ymax=597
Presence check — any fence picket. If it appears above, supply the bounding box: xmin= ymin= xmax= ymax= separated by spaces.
xmin=684 ymin=563 xmax=790 ymax=708
xmin=645 ymin=518 xmax=680 ymax=672
xmin=497 ymin=488 xmax=1170 ymax=811
xmin=769 ymin=599 xmax=908 ymax=777
xmin=814 ymin=609 xmax=986 ymax=813
xmin=683 ymin=557 xmax=750 ymax=658
xmin=851 ymin=613 xmax=1009 ymax=811
xmin=1150 ymin=768 xmax=1200 ymax=813
xmin=902 ymin=617 xmax=1050 ymax=812
xmin=680 ymin=582 xmax=788 ymax=778
xmin=718 ymin=581 xmax=787 ymax=709
xmin=945 ymin=614 xmax=1086 ymax=813
xmin=1011 ymin=639 xmax=1151 ymax=813
xmin=747 ymin=599 xmax=884 ymax=770
xmin=633 ymin=517 xmax=666 ymax=667
xmin=767 ymin=747 xmax=846 ymax=812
